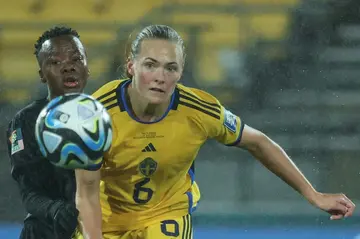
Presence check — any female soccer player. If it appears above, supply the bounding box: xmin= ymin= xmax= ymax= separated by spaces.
xmin=75 ymin=25 xmax=355 ymax=239
xmin=7 ymin=26 xmax=89 ymax=239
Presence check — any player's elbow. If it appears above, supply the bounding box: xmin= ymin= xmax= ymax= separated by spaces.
xmin=75 ymin=169 xmax=100 ymax=198
xmin=75 ymin=179 xmax=100 ymax=215
xmin=75 ymin=169 xmax=102 ymax=232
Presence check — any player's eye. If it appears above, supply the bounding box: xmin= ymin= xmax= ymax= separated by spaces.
xmin=166 ymin=66 xmax=178 ymax=72
xmin=50 ymin=60 xmax=61 ymax=65
xmin=73 ymin=56 xmax=83 ymax=62
xmin=144 ymin=62 xmax=155 ymax=69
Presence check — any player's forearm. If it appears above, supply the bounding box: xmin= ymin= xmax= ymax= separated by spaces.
xmin=76 ymin=187 xmax=103 ymax=239
xmin=21 ymin=188 xmax=57 ymax=219
xmin=249 ymin=134 xmax=318 ymax=202
xmin=16 ymin=173 xmax=59 ymax=220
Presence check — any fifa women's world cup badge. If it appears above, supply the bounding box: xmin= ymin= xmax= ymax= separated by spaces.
xmin=224 ymin=109 xmax=237 ymax=133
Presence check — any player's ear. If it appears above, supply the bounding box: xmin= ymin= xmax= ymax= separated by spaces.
xmin=177 ymin=65 xmax=184 ymax=83
xmin=84 ymin=53 xmax=90 ymax=76
xmin=127 ymin=58 xmax=134 ymax=76
xmin=39 ymin=69 xmax=46 ymax=83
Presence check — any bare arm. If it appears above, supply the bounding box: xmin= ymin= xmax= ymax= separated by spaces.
xmin=237 ymin=125 xmax=318 ymax=202
xmin=75 ymin=169 xmax=102 ymax=239
xmin=237 ymin=125 xmax=355 ymax=219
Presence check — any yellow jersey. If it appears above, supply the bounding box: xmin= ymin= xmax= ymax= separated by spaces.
xmin=93 ymin=79 xmax=244 ymax=232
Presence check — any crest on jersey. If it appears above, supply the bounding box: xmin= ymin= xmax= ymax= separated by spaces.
xmin=224 ymin=109 xmax=237 ymax=133
xmin=139 ymin=157 xmax=157 ymax=177
xmin=10 ymin=128 xmax=24 ymax=155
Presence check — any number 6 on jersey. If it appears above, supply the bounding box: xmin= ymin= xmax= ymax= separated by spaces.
xmin=133 ymin=178 xmax=154 ymax=204
xmin=133 ymin=157 xmax=157 ymax=204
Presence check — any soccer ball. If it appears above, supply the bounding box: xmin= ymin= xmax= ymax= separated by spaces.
xmin=35 ymin=93 xmax=112 ymax=170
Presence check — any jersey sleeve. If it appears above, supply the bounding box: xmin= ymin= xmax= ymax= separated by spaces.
xmin=208 ymin=105 xmax=244 ymax=146
xmin=6 ymin=113 xmax=61 ymax=221
xmin=7 ymin=112 xmax=42 ymax=167
xmin=192 ymin=89 xmax=244 ymax=146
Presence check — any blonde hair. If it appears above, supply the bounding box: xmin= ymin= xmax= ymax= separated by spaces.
xmin=125 ymin=25 xmax=186 ymax=78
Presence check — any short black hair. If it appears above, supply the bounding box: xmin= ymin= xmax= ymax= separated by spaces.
xmin=34 ymin=26 xmax=80 ymax=57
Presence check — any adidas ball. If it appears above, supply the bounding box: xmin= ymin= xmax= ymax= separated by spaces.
xmin=35 ymin=93 xmax=112 ymax=170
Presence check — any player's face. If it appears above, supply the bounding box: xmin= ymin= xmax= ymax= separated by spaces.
xmin=38 ymin=35 xmax=89 ymax=99
xmin=128 ymin=39 xmax=184 ymax=104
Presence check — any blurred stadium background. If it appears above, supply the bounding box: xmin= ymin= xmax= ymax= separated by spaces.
xmin=1 ymin=0 xmax=360 ymax=238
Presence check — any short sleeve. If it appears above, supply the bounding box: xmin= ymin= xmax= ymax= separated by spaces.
xmin=185 ymin=88 xmax=244 ymax=146
xmin=207 ymin=105 xmax=244 ymax=146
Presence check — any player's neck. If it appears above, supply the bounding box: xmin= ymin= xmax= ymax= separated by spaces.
xmin=47 ymin=93 xmax=56 ymax=101
xmin=47 ymin=89 xmax=84 ymax=101
xmin=127 ymin=86 xmax=169 ymax=122
xmin=47 ymin=88 xmax=56 ymax=100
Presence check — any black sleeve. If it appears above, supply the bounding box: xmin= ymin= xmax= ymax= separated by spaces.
xmin=7 ymin=112 xmax=61 ymax=222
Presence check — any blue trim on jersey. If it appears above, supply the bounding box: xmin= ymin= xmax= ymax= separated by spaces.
xmin=120 ymin=79 xmax=175 ymax=124
xmin=187 ymin=167 xmax=197 ymax=213
xmin=188 ymin=168 xmax=195 ymax=185
xmin=186 ymin=191 xmax=193 ymax=214
xmin=226 ymin=121 xmax=245 ymax=147
xmin=192 ymin=203 xmax=198 ymax=213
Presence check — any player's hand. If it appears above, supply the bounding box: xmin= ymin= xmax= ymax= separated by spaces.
xmin=52 ymin=202 xmax=79 ymax=239
xmin=310 ymin=192 xmax=355 ymax=220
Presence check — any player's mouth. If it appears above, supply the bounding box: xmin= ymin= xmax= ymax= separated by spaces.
xmin=63 ymin=76 xmax=80 ymax=88
xmin=149 ymin=88 xmax=165 ymax=93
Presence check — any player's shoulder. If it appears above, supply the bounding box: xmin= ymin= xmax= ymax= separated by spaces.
xmin=176 ymin=84 xmax=222 ymax=121
xmin=176 ymin=84 xmax=241 ymax=138
xmin=177 ymin=84 xmax=220 ymax=105
xmin=7 ymin=98 xmax=47 ymax=152
xmin=10 ymin=98 xmax=48 ymax=126
xmin=92 ymin=79 xmax=127 ymax=100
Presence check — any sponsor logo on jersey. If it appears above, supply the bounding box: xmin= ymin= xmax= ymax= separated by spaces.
xmin=141 ymin=143 xmax=157 ymax=152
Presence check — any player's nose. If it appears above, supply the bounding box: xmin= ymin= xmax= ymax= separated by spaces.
xmin=61 ymin=63 xmax=76 ymax=73
xmin=154 ymin=68 xmax=165 ymax=83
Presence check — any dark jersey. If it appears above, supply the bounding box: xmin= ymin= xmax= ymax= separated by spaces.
xmin=6 ymin=98 xmax=76 ymax=237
